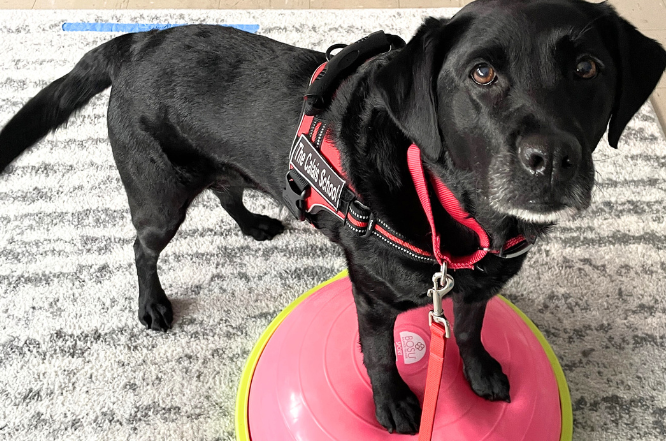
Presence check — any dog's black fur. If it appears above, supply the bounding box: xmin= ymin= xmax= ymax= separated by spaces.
xmin=1 ymin=0 xmax=665 ymax=434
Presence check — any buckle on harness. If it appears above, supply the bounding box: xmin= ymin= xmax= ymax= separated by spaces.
xmin=362 ymin=212 xmax=376 ymax=238
xmin=498 ymin=240 xmax=533 ymax=258
xmin=282 ymin=170 xmax=308 ymax=221
xmin=482 ymin=237 xmax=535 ymax=259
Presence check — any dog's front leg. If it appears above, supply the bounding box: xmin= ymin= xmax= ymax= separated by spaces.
xmin=349 ymin=267 xmax=421 ymax=435
xmin=452 ymin=292 xmax=511 ymax=402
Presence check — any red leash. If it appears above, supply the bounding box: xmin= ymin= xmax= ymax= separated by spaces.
xmin=418 ymin=267 xmax=453 ymax=441
xmin=406 ymin=145 xmax=528 ymax=439
xmin=419 ymin=326 xmax=448 ymax=440
xmin=407 ymin=145 xmax=461 ymax=441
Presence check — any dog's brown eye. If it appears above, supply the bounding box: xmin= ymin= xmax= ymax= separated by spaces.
xmin=471 ymin=64 xmax=497 ymax=85
xmin=576 ymin=58 xmax=598 ymax=79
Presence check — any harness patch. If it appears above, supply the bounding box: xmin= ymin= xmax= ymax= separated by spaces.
xmin=290 ymin=134 xmax=346 ymax=210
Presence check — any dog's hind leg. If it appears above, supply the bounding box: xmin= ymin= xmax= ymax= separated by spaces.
xmin=131 ymin=202 xmax=189 ymax=331
xmin=110 ymin=134 xmax=201 ymax=331
xmin=211 ymin=182 xmax=284 ymax=241
xmin=124 ymin=181 xmax=196 ymax=332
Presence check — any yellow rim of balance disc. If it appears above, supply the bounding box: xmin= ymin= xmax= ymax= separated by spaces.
xmin=235 ymin=270 xmax=573 ymax=441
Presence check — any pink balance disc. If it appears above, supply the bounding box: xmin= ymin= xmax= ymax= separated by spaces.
xmin=236 ymin=273 xmax=572 ymax=441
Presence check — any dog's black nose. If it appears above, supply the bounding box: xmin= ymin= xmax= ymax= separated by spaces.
xmin=517 ymin=133 xmax=580 ymax=182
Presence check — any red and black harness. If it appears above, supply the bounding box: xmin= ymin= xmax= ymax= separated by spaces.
xmin=282 ymin=35 xmax=533 ymax=270
xmin=281 ymin=32 xmax=534 ymax=441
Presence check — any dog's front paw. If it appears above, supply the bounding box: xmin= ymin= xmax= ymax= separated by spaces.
xmin=241 ymin=214 xmax=284 ymax=241
xmin=374 ymin=383 xmax=422 ymax=435
xmin=139 ymin=290 xmax=173 ymax=332
xmin=462 ymin=351 xmax=510 ymax=402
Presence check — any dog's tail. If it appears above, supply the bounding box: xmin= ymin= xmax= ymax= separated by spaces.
xmin=0 ymin=33 xmax=134 ymax=173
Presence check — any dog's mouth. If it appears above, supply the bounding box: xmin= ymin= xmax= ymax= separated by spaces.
xmin=484 ymin=142 xmax=595 ymax=224
xmin=486 ymin=174 xmax=594 ymax=224
xmin=487 ymin=182 xmax=593 ymax=223
xmin=489 ymin=199 xmax=581 ymax=223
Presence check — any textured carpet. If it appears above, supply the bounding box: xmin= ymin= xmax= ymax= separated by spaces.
xmin=0 ymin=8 xmax=665 ymax=441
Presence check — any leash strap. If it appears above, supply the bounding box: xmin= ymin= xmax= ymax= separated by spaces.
xmin=418 ymin=266 xmax=454 ymax=441
xmin=419 ymin=320 xmax=448 ymax=441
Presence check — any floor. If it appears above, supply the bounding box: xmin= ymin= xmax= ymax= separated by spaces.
xmin=0 ymin=0 xmax=664 ymax=131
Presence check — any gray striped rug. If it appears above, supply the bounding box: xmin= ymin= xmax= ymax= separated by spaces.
xmin=0 ymin=9 xmax=665 ymax=441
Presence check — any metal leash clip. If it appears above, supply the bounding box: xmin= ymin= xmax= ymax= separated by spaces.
xmin=427 ymin=263 xmax=454 ymax=338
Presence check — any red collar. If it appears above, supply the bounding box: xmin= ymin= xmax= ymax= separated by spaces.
xmin=282 ymin=63 xmax=533 ymax=270
xmin=406 ymin=146 xmax=531 ymax=269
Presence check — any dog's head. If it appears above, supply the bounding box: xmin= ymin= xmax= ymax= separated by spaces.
xmin=375 ymin=0 xmax=666 ymax=224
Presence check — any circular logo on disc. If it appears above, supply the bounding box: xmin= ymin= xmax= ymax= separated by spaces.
xmin=395 ymin=331 xmax=427 ymax=365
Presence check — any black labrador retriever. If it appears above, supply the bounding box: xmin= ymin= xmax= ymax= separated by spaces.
xmin=1 ymin=0 xmax=665 ymax=434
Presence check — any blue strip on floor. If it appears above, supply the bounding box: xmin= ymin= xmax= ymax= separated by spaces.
xmin=61 ymin=23 xmax=260 ymax=33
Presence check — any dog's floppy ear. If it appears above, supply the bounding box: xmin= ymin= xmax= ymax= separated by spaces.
xmin=374 ymin=18 xmax=459 ymax=161
xmin=604 ymin=9 xmax=666 ymax=148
